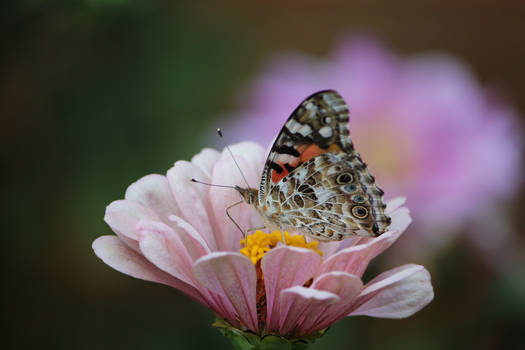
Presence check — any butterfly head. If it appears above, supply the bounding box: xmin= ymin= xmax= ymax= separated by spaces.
xmin=235 ymin=186 xmax=258 ymax=206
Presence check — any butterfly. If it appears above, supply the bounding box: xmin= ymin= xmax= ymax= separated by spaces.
xmin=234 ymin=90 xmax=391 ymax=241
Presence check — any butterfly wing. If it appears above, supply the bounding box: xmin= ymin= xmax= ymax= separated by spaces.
xmin=259 ymin=90 xmax=352 ymax=201
xmin=259 ymin=90 xmax=390 ymax=240
xmin=269 ymin=152 xmax=391 ymax=240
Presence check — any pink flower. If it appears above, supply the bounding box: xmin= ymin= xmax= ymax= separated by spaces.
xmin=93 ymin=142 xmax=433 ymax=341
xmin=222 ymin=38 xmax=522 ymax=257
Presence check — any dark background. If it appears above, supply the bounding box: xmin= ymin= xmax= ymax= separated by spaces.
xmin=3 ymin=1 xmax=525 ymax=349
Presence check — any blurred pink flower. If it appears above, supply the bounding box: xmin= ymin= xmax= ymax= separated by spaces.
xmin=223 ymin=38 xmax=522 ymax=256
xmin=93 ymin=142 xmax=433 ymax=341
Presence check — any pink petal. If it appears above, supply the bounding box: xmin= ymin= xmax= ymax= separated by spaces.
xmin=386 ymin=197 xmax=407 ymax=214
xmin=306 ymin=272 xmax=363 ymax=333
xmin=137 ymin=220 xmax=196 ymax=287
xmin=140 ymin=218 xmax=230 ymax=320
xmin=317 ymin=207 xmax=411 ymax=278
xmin=261 ymin=246 xmax=322 ymax=333
xmin=144 ymin=220 xmax=232 ymax=321
xmin=191 ymin=148 xmax=221 ymax=178
xmin=92 ymin=236 xmax=206 ymax=305
xmin=317 ymin=240 xmax=342 ymax=257
xmin=387 ymin=206 xmax=412 ymax=236
xmin=167 ymin=161 xmax=218 ymax=251
xmin=318 ymin=236 xmax=367 ymax=258
xmin=350 ymin=264 xmax=434 ymax=318
xmin=168 ymin=215 xmax=211 ymax=259
xmin=279 ymin=286 xmax=339 ymax=336
xmin=209 ymin=142 xmax=266 ymax=251
xmin=193 ymin=252 xmax=258 ymax=332
xmin=125 ymin=174 xmax=181 ymax=223
xmin=104 ymin=200 xmax=161 ymax=251
xmin=317 ymin=230 xmax=400 ymax=278
xmin=313 ymin=272 xmax=363 ymax=298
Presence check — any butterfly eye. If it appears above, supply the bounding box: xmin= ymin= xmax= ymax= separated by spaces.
xmin=352 ymin=195 xmax=365 ymax=203
xmin=343 ymin=184 xmax=357 ymax=193
xmin=321 ymin=116 xmax=332 ymax=125
xmin=336 ymin=172 xmax=353 ymax=184
xmin=352 ymin=205 xmax=368 ymax=219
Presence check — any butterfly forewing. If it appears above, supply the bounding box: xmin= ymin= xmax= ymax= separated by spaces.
xmin=259 ymin=90 xmax=352 ymax=201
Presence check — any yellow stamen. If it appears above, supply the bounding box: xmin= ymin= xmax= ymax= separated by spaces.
xmin=240 ymin=230 xmax=323 ymax=265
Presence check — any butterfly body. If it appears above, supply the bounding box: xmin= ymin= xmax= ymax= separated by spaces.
xmin=236 ymin=90 xmax=390 ymax=241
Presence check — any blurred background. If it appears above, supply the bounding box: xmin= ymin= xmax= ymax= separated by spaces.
xmin=3 ymin=1 xmax=525 ymax=349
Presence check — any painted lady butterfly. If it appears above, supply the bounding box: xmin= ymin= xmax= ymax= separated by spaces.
xmin=235 ymin=90 xmax=391 ymax=241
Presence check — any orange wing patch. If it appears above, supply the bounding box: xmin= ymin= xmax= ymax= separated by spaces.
xmin=270 ymin=143 xmax=343 ymax=184
xmin=271 ymin=162 xmax=290 ymax=183
xmin=298 ymin=143 xmax=342 ymax=163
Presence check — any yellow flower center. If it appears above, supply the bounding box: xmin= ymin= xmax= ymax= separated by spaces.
xmin=240 ymin=230 xmax=323 ymax=264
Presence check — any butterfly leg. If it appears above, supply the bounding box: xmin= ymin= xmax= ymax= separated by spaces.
xmin=280 ymin=226 xmax=287 ymax=245
xmin=226 ymin=200 xmax=245 ymax=237
xmin=245 ymin=226 xmax=266 ymax=233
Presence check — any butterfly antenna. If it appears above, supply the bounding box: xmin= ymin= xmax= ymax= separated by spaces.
xmin=217 ymin=128 xmax=251 ymax=188
xmin=191 ymin=179 xmax=245 ymax=236
xmin=190 ymin=178 xmax=236 ymax=189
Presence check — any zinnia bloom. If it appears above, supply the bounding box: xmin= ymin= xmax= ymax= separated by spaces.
xmin=222 ymin=38 xmax=522 ymax=259
xmin=93 ymin=142 xmax=433 ymax=347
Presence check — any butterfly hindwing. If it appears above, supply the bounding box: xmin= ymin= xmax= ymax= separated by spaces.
xmin=266 ymin=152 xmax=391 ymax=240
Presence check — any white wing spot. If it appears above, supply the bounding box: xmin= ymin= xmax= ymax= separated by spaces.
xmin=298 ymin=124 xmax=313 ymax=137
xmin=287 ymin=119 xmax=301 ymax=133
xmin=314 ymin=188 xmax=333 ymax=203
xmin=295 ymin=166 xmax=308 ymax=181
xmin=323 ymin=94 xmax=338 ymax=103
xmin=280 ymin=182 xmax=289 ymax=195
xmin=326 ymin=166 xmax=339 ymax=175
xmin=277 ymin=154 xmax=298 ymax=164
xmin=333 ymin=104 xmax=347 ymax=112
xmin=319 ymin=126 xmax=332 ymax=138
